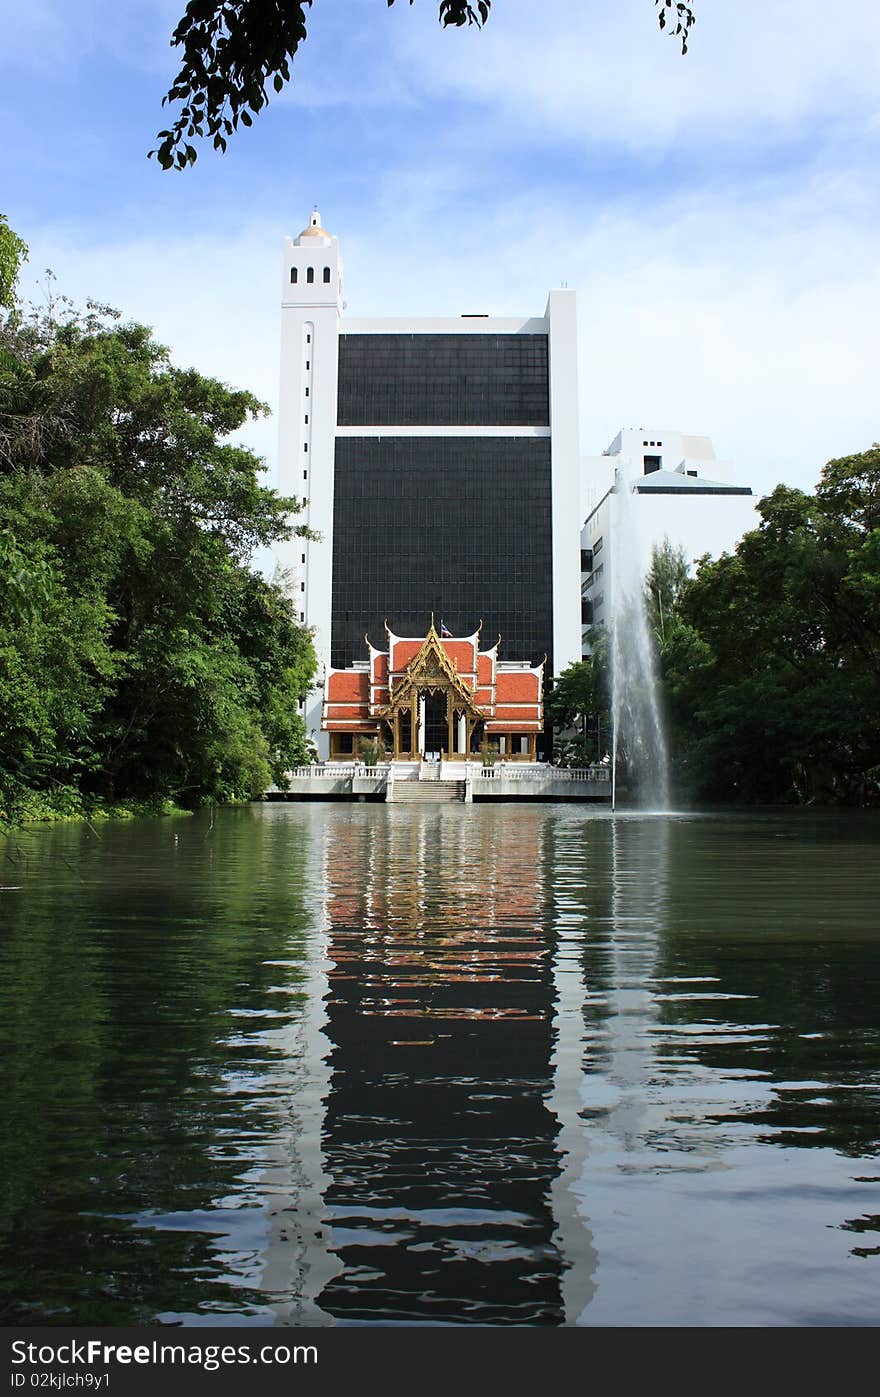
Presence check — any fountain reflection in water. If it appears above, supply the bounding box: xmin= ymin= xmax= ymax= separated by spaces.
xmin=608 ymin=470 xmax=670 ymax=809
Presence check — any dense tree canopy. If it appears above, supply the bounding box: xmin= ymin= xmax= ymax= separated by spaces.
xmin=152 ymin=0 xmax=696 ymax=170
xmin=0 ymin=231 xmax=316 ymax=825
xmin=655 ymin=452 xmax=880 ymax=804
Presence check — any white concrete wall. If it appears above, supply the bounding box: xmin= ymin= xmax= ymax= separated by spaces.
xmin=632 ymin=492 xmax=760 ymax=577
xmin=343 ymin=316 xmax=547 ymax=335
xmin=546 ymin=289 xmax=582 ymax=673
xmin=581 ymin=488 xmax=760 ymax=639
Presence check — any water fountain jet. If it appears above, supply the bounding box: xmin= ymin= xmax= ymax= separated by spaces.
xmin=608 ymin=470 xmax=670 ymax=811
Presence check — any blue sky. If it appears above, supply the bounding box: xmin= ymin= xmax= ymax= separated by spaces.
xmin=2 ymin=0 xmax=880 ymax=497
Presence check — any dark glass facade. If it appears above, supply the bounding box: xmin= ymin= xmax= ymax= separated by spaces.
xmin=315 ymin=813 xmax=565 ymax=1323
xmin=337 ymin=334 xmax=549 ymax=427
xmin=331 ymin=437 xmax=553 ymax=671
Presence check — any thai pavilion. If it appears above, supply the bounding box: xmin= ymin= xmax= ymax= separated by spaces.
xmin=322 ymin=621 xmax=544 ymax=762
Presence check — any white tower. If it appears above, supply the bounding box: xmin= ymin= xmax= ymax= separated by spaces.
xmin=277 ymin=210 xmax=343 ymax=757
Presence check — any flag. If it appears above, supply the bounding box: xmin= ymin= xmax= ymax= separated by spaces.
xmin=440 ymin=620 xmax=452 ymax=638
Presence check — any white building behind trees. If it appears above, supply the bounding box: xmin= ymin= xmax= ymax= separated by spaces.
xmin=580 ymin=429 xmax=760 ymax=651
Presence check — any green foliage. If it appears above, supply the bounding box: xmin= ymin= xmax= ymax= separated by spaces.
xmin=645 ymin=537 xmax=689 ymax=645
xmin=552 ymin=736 xmax=596 ymax=769
xmin=151 ymin=1 xmax=693 ymax=169
xmin=548 ymin=634 xmax=610 ymax=762
xmin=0 ymin=215 xmax=28 ymax=310
xmin=658 ymin=448 xmax=880 ymax=805
xmin=359 ymin=740 xmax=379 ymax=767
xmin=480 ymin=738 xmax=497 ymax=766
xmin=0 ymin=277 xmax=316 ymax=826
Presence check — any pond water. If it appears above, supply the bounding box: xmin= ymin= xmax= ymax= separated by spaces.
xmin=1 ymin=803 xmax=879 ymax=1326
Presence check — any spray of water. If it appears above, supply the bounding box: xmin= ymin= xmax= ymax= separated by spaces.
xmin=608 ymin=471 xmax=670 ymax=810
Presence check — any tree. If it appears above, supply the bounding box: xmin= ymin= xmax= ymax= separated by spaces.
xmin=1 ymin=264 xmax=317 ymax=824
xmin=645 ymin=536 xmax=689 ymax=646
xmin=548 ymin=635 xmax=610 ymax=764
xmin=0 ymin=215 xmax=29 ymax=378
xmin=659 ymin=451 xmax=880 ymax=804
xmin=0 ymin=216 xmax=28 ymax=310
xmin=151 ymin=1 xmax=696 ymax=170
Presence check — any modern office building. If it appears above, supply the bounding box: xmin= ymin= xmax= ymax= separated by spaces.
xmin=275 ymin=210 xmax=582 ymax=757
xmin=580 ymin=428 xmax=758 ymax=647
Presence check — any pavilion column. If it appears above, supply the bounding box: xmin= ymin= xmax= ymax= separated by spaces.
xmin=411 ymin=693 xmax=419 ymax=759
xmin=458 ymin=713 xmax=466 ymax=755
xmin=447 ymin=692 xmax=455 ymax=757
xmin=528 ymin=734 xmax=536 ymax=760
xmin=393 ymin=710 xmax=400 ymax=758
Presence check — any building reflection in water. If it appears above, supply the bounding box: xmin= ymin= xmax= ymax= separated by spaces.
xmin=285 ymin=805 xmax=597 ymax=1325
xmin=258 ymin=807 xmax=700 ymax=1326
xmin=255 ymin=806 xmax=880 ymax=1327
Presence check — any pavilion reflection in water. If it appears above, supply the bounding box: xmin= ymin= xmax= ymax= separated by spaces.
xmin=310 ymin=806 xmax=591 ymax=1324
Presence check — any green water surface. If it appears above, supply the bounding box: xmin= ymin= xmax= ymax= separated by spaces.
xmin=1 ymin=803 xmax=878 ymax=1326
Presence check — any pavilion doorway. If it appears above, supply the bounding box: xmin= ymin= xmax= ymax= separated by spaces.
xmin=423 ymin=691 xmax=447 ymax=759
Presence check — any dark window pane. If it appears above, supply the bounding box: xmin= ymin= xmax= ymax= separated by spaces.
xmin=331 ymin=437 xmax=553 ymax=671
xmin=337 ymin=334 xmax=550 ymax=427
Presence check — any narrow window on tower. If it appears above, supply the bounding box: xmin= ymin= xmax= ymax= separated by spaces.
xmin=323 ymin=267 xmax=331 ymax=284
xmin=306 ymin=333 xmax=311 ymax=343
xmin=290 ymin=267 xmax=298 ymax=284
xmin=304 ymin=414 xmax=309 ymax=424
xmin=305 ymin=386 xmax=309 ymax=396
xmin=303 ymin=470 xmax=308 ymax=480
xmin=306 ymin=267 xmax=314 ymax=284
xmin=304 ymin=442 xmax=308 ymax=451
xmin=305 ymin=361 xmax=310 ymax=370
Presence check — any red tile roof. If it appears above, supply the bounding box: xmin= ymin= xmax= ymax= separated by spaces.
xmin=495 ymin=672 xmax=540 ymax=702
xmin=326 ymin=671 xmax=370 ymax=702
xmin=477 ymin=654 xmax=494 ymax=685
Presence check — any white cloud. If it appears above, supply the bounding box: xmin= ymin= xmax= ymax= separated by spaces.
xmin=10 ymin=0 xmax=879 ymax=514
xmin=21 ymin=150 xmax=879 ymax=510
xmin=388 ymin=0 xmax=880 ymax=152
xmin=17 ymin=218 xmax=284 ymax=477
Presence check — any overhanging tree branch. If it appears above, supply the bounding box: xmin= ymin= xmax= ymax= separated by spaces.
xmin=150 ymin=1 xmax=694 ymax=171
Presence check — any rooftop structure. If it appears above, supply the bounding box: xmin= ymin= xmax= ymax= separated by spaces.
xmin=580 ymin=428 xmax=759 ymax=646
